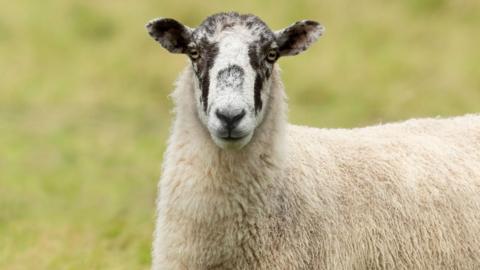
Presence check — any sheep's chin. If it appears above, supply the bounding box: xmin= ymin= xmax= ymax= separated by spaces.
xmin=211 ymin=133 xmax=253 ymax=150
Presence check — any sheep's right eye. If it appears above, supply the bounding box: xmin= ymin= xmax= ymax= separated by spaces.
xmin=188 ymin=48 xmax=200 ymax=60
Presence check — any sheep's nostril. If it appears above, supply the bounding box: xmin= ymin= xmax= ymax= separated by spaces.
xmin=216 ymin=109 xmax=246 ymax=130
xmin=232 ymin=110 xmax=246 ymax=122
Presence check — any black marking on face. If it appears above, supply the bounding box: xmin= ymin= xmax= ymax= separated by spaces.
xmin=191 ymin=38 xmax=219 ymax=112
xmin=248 ymin=41 xmax=276 ymax=113
xmin=253 ymin=74 xmax=263 ymax=113
xmin=216 ymin=65 xmax=245 ymax=91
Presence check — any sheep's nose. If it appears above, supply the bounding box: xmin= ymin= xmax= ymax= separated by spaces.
xmin=215 ymin=109 xmax=246 ymax=131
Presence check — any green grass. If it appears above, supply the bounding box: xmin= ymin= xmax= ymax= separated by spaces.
xmin=1 ymin=0 xmax=479 ymax=269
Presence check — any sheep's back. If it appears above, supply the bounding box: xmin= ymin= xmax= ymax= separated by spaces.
xmin=283 ymin=114 xmax=480 ymax=269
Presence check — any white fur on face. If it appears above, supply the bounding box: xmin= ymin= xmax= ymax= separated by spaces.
xmin=196 ymin=26 xmax=271 ymax=149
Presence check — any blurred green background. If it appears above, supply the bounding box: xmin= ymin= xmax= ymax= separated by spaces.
xmin=1 ymin=0 xmax=479 ymax=269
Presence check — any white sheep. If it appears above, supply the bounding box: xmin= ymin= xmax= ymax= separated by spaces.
xmin=146 ymin=12 xmax=480 ymax=269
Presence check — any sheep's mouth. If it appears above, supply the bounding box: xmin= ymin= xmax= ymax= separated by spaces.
xmin=214 ymin=129 xmax=250 ymax=142
xmin=211 ymin=132 xmax=253 ymax=150
xmin=218 ymin=134 xmax=248 ymax=141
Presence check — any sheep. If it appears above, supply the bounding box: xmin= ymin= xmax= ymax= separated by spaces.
xmin=146 ymin=12 xmax=480 ymax=269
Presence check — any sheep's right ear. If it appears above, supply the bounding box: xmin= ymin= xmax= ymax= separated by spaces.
xmin=146 ymin=18 xmax=193 ymax=54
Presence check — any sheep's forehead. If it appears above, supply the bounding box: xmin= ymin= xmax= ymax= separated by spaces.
xmin=192 ymin=12 xmax=275 ymax=44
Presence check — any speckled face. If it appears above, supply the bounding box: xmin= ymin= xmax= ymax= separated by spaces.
xmin=147 ymin=12 xmax=324 ymax=149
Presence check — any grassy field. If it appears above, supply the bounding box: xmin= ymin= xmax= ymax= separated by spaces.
xmin=1 ymin=0 xmax=479 ymax=269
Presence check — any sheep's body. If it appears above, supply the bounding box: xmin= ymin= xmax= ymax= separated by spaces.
xmin=153 ymin=66 xmax=480 ymax=269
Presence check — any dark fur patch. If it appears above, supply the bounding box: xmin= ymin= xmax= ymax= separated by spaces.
xmin=216 ymin=65 xmax=245 ymax=90
xmin=276 ymin=20 xmax=321 ymax=56
xmin=221 ymin=22 xmax=235 ymax=30
xmin=277 ymin=27 xmax=305 ymax=55
xmin=147 ymin=18 xmax=191 ymax=53
xmin=193 ymin=39 xmax=219 ymax=112
xmin=248 ymin=41 xmax=276 ymax=113
xmin=253 ymin=74 xmax=263 ymax=113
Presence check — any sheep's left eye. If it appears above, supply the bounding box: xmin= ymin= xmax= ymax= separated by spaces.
xmin=266 ymin=49 xmax=278 ymax=62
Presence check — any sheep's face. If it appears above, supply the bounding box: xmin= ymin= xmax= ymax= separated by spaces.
xmin=147 ymin=12 xmax=324 ymax=149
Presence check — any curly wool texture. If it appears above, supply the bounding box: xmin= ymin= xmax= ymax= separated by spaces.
xmin=153 ymin=66 xmax=480 ymax=269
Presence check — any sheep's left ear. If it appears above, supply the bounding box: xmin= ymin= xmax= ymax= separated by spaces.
xmin=146 ymin=18 xmax=193 ymax=54
xmin=275 ymin=20 xmax=325 ymax=57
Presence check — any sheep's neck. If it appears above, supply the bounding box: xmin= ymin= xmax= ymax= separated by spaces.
xmin=158 ymin=67 xmax=289 ymax=265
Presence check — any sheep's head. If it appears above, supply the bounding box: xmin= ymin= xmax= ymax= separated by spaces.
xmin=147 ymin=12 xmax=324 ymax=149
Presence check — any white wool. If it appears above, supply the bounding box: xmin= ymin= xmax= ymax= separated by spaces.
xmin=152 ymin=65 xmax=480 ymax=269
